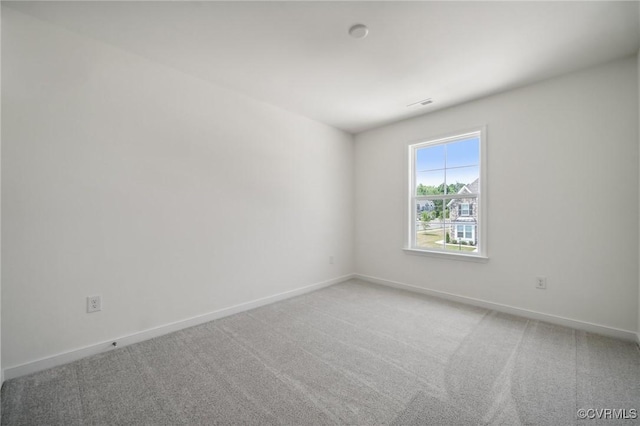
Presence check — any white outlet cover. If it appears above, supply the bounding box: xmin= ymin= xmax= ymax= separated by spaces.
xmin=87 ymin=295 xmax=102 ymax=313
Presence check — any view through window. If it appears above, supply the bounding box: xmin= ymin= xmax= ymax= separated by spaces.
xmin=408 ymin=129 xmax=484 ymax=256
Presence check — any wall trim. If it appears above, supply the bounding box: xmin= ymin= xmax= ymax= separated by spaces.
xmin=355 ymin=274 xmax=638 ymax=342
xmin=3 ymin=274 xmax=354 ymax=381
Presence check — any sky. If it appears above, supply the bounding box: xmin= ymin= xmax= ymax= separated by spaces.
xmin=415 ymin=136 xmax=479 ymax=187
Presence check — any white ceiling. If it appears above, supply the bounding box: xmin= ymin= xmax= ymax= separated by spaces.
xmin=6 ymin=1 xmax=640 ymax=134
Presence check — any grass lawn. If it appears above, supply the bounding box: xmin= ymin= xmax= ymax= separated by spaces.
xmin=416 ymin=229 xmax=477 ymax=252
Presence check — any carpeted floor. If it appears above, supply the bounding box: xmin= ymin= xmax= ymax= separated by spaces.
xmin=2 ymin=279 xmax=639 ymax=425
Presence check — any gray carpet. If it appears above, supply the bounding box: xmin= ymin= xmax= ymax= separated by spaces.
xmin=2 ymin=279 xmax=639 ymax=425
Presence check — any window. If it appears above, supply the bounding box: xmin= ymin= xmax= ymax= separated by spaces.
xmin=456 ymin=225 xmax=473 ymax=240
xmin=406 ymin=128 xmax=486 ymax=258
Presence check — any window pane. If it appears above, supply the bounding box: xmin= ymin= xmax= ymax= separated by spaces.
xmin=416 ymin=144 xmax=445 ymax=172
xmin=416 ymin=170 xmax=444 ymax=196
xmin=446 ymin=166 xmax=479 ymax=191
xmin=408 ymin=129 xmax=484 ymax=257
xmin=446 ymin=137 xmax=479 ymax=168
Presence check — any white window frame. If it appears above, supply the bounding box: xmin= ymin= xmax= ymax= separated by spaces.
xmin=460 ymin=203 xmax=470 ymax=216
xmin=404 ymin=127 xmax=488 ymax=261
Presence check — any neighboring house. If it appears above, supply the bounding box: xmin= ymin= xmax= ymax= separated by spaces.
xmin=447 ymin=178 xmax=479 ymax=244
xmin=416 ymin=200 xmax=435 ymax=214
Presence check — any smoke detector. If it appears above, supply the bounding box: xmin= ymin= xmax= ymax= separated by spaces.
xmin=348 ymin=24 xmax=369 ymax=39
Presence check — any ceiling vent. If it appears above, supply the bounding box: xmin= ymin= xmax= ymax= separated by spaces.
xmin=407 ymin=98 xmax=433 ymax=107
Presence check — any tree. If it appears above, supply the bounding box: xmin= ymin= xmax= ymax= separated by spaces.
xmin=416 ymin=181 xmax=467 ymax=219
xmin=437 ymin=182 xmax=466 ymax=195
xmin=420 ymin=211 xmax=431 ymax=233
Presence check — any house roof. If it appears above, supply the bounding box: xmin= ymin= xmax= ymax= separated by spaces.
xmin=446 ymin=178 xmax=479 ymax=207
xmin=463 ymin=178 xmax=480 ymax=194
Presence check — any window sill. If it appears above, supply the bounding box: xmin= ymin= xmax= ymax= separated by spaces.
xmin=403 ymin=248 xmax=489 ymax=263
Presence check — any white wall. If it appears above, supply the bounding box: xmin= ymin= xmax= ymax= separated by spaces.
xmin=0 ymin=1 xmax=3 ymax=387
xmin=1 ymin=8 xmax=354 ymax=370
xmin=637 ymin=3 xmax=640 ymax=345
xmin=355 ymin=56 xmax=639 ymax=333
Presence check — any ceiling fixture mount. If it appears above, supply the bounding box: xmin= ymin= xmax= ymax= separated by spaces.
xmin=348 ymin=24 xmax=369 ymax=39
xmin=407 ymin=98 xmax=434 ymax=107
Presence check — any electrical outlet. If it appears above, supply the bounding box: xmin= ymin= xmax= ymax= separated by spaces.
xmin=535 ymin=277 xmax=547 ymax=290
xmin=87 ymin=295 xmax=102 ymax=313
xmin=329 ymin=256 xmax=334 ymax=265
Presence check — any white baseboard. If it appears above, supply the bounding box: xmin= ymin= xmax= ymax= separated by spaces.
xmin=355 ymin=274 xmax=638 ymax=342
xmin=3 ymin=274 xmax=354 ymax=381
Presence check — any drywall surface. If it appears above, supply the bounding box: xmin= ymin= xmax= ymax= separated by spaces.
xmin=2 ymin=8 xmax=354 ymax=369
xmin=0 ymin=2 xmax=3 ymax=387
xmin=355 ymin=56 xmax=639 ymax=333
